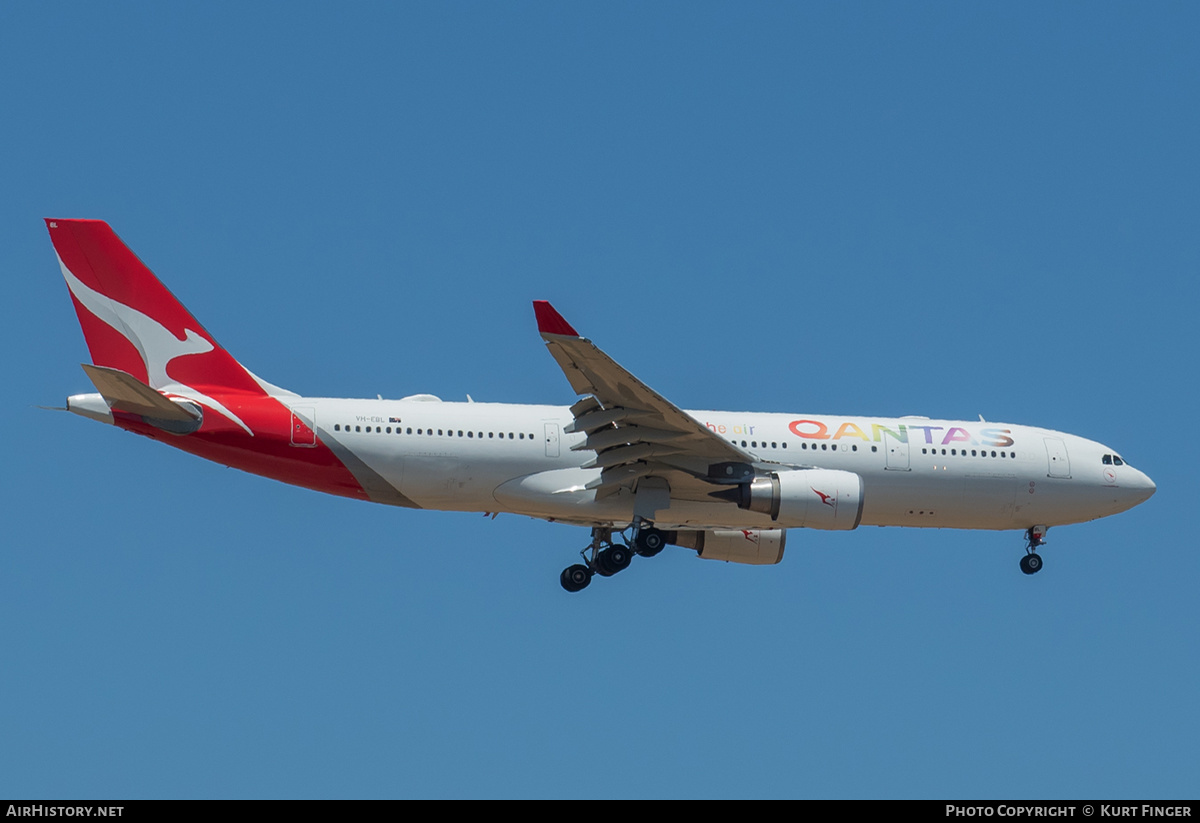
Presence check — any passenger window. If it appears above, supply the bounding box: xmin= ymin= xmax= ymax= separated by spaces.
xmin=355 ymin=426 xmax=361 ymax=432
xmin=334 ymin=424 xmax=340 ymax=431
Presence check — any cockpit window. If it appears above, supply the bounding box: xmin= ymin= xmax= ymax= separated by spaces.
xmin=1113 ymin=456 xmax=1124 ymax=466
xmin=1102 ymin=454 xmax=1112 ymax=465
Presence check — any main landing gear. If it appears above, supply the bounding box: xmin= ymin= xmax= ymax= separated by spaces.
xmin=1020 ymin=525 xmax=1047 ymax=575
xmin=559 ymin=524 xmax=667 ymax=592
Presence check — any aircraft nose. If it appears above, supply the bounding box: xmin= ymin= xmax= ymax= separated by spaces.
xmin=1131 ymin=469 xmax=1156 ymax=505
xmin=1132 ymin=470 xmax=1152 ymax=503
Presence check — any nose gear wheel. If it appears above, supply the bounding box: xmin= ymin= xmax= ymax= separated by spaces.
xmin=1020 ymin=526 xmax=1047 ymax=575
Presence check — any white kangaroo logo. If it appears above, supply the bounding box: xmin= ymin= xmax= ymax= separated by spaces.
xmin=58 ymin=255 xmax=253 ymax=435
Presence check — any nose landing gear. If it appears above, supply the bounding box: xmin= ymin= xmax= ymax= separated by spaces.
xmin=1021 ymin=525 xmax=1047 ymax=575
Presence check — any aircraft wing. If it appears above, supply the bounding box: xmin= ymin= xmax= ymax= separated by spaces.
xmin=534 ymin=301 xmax=758 ymax=496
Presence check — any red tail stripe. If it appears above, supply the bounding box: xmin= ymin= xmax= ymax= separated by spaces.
xmin=47 ymin=219 xmax=266 ymax=396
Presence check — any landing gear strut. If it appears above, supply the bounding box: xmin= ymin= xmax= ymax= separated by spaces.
xmin=1021 ymin=525 xmax=1047 ymax=575
xmin=559 ymin=524 xmax=666 ymax=592
xmin=559 ymin=527 xmax=627 ymax=592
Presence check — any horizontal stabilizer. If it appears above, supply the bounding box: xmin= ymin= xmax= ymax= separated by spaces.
xmin=81 ymin=364 xmax=202 ymax=424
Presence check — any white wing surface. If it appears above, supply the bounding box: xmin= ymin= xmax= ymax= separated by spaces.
xmin=534 ymin=301 xmax=760 ymax=498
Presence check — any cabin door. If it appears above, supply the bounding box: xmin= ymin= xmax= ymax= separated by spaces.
xmin=1044 ymin=437 xmax=1071 ymax=478
xmin=290 ymin=407 xmax=317 ymax=447
xmin=884 ymin=431 xmax=910 ymax=471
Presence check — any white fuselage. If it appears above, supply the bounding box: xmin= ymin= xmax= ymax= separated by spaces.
xmin=300 ymin=397 xmax=1155 ymax=532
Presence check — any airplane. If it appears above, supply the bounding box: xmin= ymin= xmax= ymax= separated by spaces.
xmin=45 ymin=218 xmax=1156 ymax=591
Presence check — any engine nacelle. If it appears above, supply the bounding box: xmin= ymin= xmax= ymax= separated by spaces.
xmin=670 ymin=529 xmax=786 ymax=565
xmin=735 ymin=468 xmax=864 ymax=530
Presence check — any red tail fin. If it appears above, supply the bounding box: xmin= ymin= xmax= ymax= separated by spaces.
xmin=46 ymin=219 xmax=267 ymax=397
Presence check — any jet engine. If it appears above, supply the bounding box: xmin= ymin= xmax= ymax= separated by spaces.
xmin=722 ymin=468 xmax=864 ymax=530
xmin=669 ymin=529 xmax=786 ymax=565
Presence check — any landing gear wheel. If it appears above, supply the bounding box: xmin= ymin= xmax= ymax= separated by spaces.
xmin=608 ymin=543 xmax=632 ymax=572
xmin=635 ymin=528 xmax=665 ymax=557
xmin=561 ymin=564 xmax=593 ymax=592
xmin=595 ymin=544 xmax=633 ymax=576
xmin=1020 ymin=553 xmax=1043 ymax=575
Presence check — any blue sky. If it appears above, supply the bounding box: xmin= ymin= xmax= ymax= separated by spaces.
xmin=2 ymin=2 xmax=1196 ymax=798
